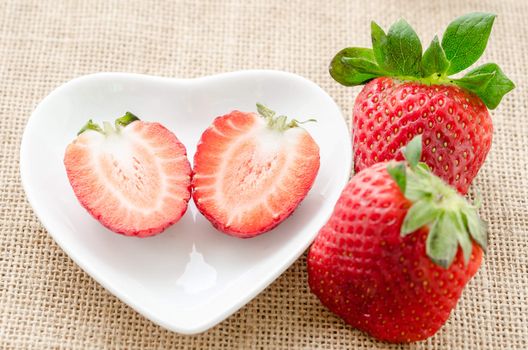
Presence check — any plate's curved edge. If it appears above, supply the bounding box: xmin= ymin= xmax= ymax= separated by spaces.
xmin=19 ymin=70 xmax=352 ymax=334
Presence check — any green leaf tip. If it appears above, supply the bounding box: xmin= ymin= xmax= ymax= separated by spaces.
xmin=256 ymin=103 xmax=315 ymax=131
xmin=462 ymin=207 xmax=488 ymax=252
xmin=426 ymin=213 xmax=459 ymax=268
xmin=401 ymin=199 xmax=439 ymax=236
xmin=115 ymin=111 xmax=140 ymax=128
xmin=387 ymin=162 xmax=407 ymax=194
xmin=385 ymin=18 xmax=422 ymax=76
xmin=78 ymin=119 xmax=103 ymax=135
xmin=329 ymin=13 xmax=514 ymax=110
xmin=389 ymin=135 xmax=488 ymax=269
xmin=421 ymin=36 xmax=449 ymax=77
xmin=402 ymin=135 xmax=422 ymax=168
xmin=441 ymin=12 xmax=496 ymax=75
xmin=256 ymin=103 xmax=276 ymax=120
xmin=371 ymin=21 xmax=387 ymax=68
xmin=453 ymin=63 xmax=515 ymax=110
xmin=329 ymin=47 xmax=380 ymax=86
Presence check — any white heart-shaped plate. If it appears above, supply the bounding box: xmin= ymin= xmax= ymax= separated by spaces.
xmin=20 ymin=70 xmax=351 ymax=334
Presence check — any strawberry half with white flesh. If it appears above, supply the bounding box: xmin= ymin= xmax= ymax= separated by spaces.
xmin=64 ymin=113 xmax=192 ymax=237
xmin=192 ymin=104 xmax=320 ymax=238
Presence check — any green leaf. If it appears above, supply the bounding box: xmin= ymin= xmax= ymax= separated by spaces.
xmin=387 ymin=162 xmax=407 ymax=194
xmin=426 ymin=214 xmax=459 ymax=269
xmin=462 ymin=207 xmax=488 ymax=251
xmin=421 ymin=35 xmax=449 ymax=77
xmin=257 ymin=103 xmax=276 ymax=120
xmin=402 ymin=134 xmax=422 ymax=168
xmin=404 ymin=166 xmax=433 ymax=203
xmin=451 ymin=211 xmax=473 ymax=264
xmin=371 ymin=21 xmax=389 ymax=69
xmin=401 ymin=199 xmax=439 ymax=236
xmin=115 ymin=112 xmax=140 ymax=128
xmin=416 ymin=162 xmax=431 ymax=173
xmin=341 ymin=55 xmax=386 ymax=75
xmin=452 ymin=72 xmax=495 ymax=90
xmin=329 ymin=47 xmax=380 ymax=86
xmin=453 ymin=63 xmax=515 ymax=109
xmin=384 ymin=19 xmax=422 ymax=76
xmin=441 ymin=12 xmax=496 ymax=75
xmin=404 ymin=181 xmax=431 ymax=203
xmin=77 ymin=119 xmax=103 ymax=135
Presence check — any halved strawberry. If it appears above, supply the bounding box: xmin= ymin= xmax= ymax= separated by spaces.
xmin=64 ymin=113 xmax=191 ymax=237
xmin=192 ymin=104 xmax=320 ymax=238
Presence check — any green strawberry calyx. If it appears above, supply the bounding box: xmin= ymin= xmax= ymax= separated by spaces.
xmin=387 ymin=135 xmax=488 ymax=269
xmin=77 ymin=112 xmax=140 ymax=136
xmin=256 ymin=103 xmax=316 ymax=131
xmin=330 ymin=13 xmax=515 ymax=110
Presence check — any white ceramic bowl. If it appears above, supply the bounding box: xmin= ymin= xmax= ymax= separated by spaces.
xmin=20 ymin=70 xmax=351 ymax=334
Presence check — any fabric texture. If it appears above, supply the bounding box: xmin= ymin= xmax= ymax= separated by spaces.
xmin=1 ymin=0 xmax=527 ymax=348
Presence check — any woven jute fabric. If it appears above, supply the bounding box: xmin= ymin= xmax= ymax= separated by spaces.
xmin=1 ymin=0 xmax=526 ymax=348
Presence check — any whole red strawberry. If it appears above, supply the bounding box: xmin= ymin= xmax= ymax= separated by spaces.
xmin=330 ymin=13 xmax=514 ymax=194
xmin=307 ymin=136 xmax=487 ymax=343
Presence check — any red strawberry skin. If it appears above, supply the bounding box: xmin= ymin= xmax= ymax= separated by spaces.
xmin=192 ymin=110 xmax=320 ymax=238
xmin=352 ymin=77 xmax=492 ymax=194
xmin=64 ymin=121 xmax=192 ymax=237
xmin=307 ymin=162 xmax=482 ymax=343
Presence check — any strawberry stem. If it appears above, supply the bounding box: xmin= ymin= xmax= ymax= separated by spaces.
xmin=387 ymin=135 xmax=487 ymax=268
xmin=256 ymin=103 xmax=316 ymax=131
xmin=77 ymin=112 xmax=140 ymax=136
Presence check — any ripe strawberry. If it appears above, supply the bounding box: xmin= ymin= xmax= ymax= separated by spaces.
xmin=64 ymin=113 xmax=191 ymax=237
xmin=330 ymin=13 xmax=514 ymax=194
xmin=351 ymin=78 xmax=492 ymax=194
xmin=307 ymin=136 xmax=487 ymax=343
xmin=192 ymin=104 xmax=320 ymax=238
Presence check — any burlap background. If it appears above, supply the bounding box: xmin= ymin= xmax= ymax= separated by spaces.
xmin=1 ymin=0 xmax=526 ymax=348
